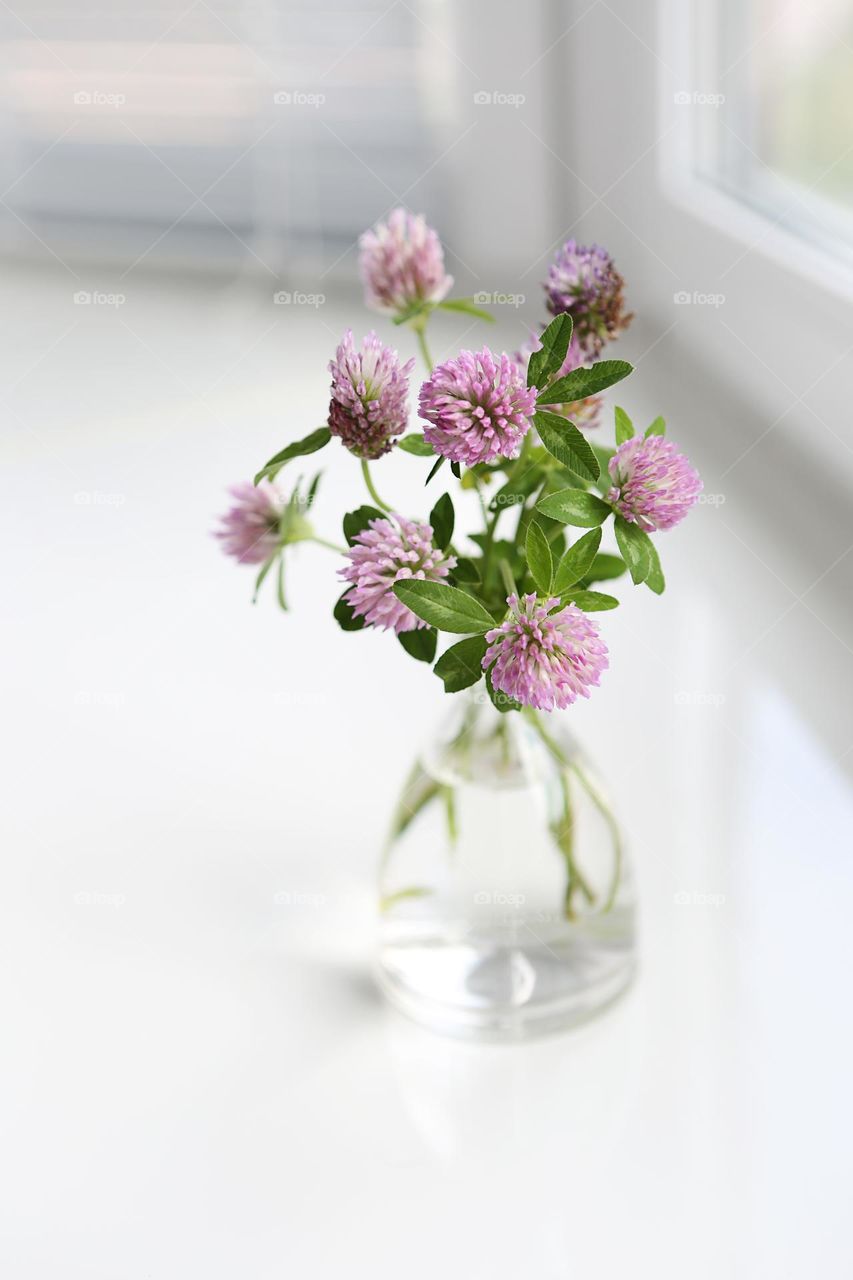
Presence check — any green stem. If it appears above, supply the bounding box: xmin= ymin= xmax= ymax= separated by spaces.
xmin=310 ymin=536 xmax=347 ymax=554
xmin=481 ymin=504 xmax=502 ymax=585
xmin=522 ymin=708 xmax=599 ymax=914
xmin=511 ymin=430 xmax=534 ymax=479
xmin=518 ymin=477 xmax=548 ymax=542
xmin=568 ymin=759 xmax=623 ymax=913
xmin=556 ymin=767 xmax=595 ymax=912
xmin=554 ymin=769 xmax=583 ymax=919
xmin=498 ymin=558 xmax=516 ymax=599
xmin=480 ymin=432 xmax=540 ymax=585
xmin=478 ymin=413 xmax=536 ymax=594
xmin=441 ymin=784 xmax=458 ymax=847
xmin=361 ymin=459 xmax=392 ymax=513
xmin=497 ymin=716 xmax=511 ymax=769
xmin=412 ymin=319 xmax=434 ymax=372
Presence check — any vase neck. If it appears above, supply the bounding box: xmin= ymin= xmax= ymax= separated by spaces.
xmin=424 ymin=684 xmax=578 ymax=788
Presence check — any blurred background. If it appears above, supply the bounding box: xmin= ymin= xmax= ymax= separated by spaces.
xmin=4 ymin=0 xmax=853 ymax=532
xmin=2 ymin=3 xmax=852 ymax=1277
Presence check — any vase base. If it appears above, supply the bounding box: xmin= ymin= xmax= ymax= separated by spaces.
xmin=375 ymin=922 xmax=636 ymax=1041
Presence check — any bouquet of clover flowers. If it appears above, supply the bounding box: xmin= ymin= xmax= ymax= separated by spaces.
xmin=216 ymin=209 xmax=702 ymax=720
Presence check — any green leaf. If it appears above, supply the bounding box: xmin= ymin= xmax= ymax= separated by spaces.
xmin=254 ymin=427 xmax=331 ymax=485
xmin=343 ymin=505 xmax=383 ymax=546
xmin=534 ymin=410 xmax=599 ymax=482
xmin=537 ymin=488 xmax=611 ymax=527
xmin=252 ymin=553 xmax=278 ymax=604
xmin=425 ymin=456 xmax=445 ymax=486
xmin=585 ymin=552 xmax=627 ymax=583
xmin=527 ymin=314 xmax=574 ymax=389
xmin=429 ymin=492 xmax=454 ymax=551
xmin=486 ymin=666 xmax=521 ymax=713
xmin=614 ymin=516 xmax=654 ymax=585
xmin=392 ymin=580 xmax=496 ymax=634
xmin=386 ymin=762 xmax=440 ymax=841
xmin=333 ymin=590 xmax=364 ymax=631
xmin=380 ymin=885 xmax=433 ymax=912
xmin=614 ymin=405 xmax=634 ymax=445
xmin=645 ymin=415 xmax=666 ymax=438
xmin=645 ymin=540 xmax=665 ymax=594
xmin=276 ymin=556 xmax=288 ymax=611
xmin=450 ymin=461 xmax=461 ymax=479
xmin=564 ymin=590 xmax=619 ymax=611
xmin=525 ymin=520 xmax=553 ymax=595
xmin=539 ymin=359 xmax=633 ymax=406
xmin=452 ymin=557 xmax=481 ymax=584
xmin=435 ymin=297 xmax=495 ymax=322
xmin=398 ymin=433 xmax=435 ymax=457
xmin=398 ymin=627 xmax=437 ymax=662
xmin=433 ymin=635 xmax=488 ymax=692
xmin=552 ymin=528 xmax=602 ymax=593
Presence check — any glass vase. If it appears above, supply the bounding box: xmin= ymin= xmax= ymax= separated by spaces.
xmin=375 ymin=686 xmax=636 ymax=1040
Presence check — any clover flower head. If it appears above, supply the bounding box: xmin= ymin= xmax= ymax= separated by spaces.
xmin=214 ymin=481 xmax=283 ymax=565
xmin=328 ymin=330 xmax=415 ymax=460
xmin=339 ymin=514 xmax=456 ymax=634
xmin=483 ymin=593 xmax=608 ymax=712
xmin=607 ymin=435 xmax=702 ymax=532
xmin=544 ymin=240 xmax=631 ymax=356
xmin=419 ymin=347 xmax=537 ymax=466
xmin=359 ymin=208 xmax=453 ymax=314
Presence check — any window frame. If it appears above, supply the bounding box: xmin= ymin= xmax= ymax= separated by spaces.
xmin=657 ymin=0 xmax=853 ymax=303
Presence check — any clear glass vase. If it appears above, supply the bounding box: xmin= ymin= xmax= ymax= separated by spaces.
xmin=375 ymin=686 xmax=636 ymax=1040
